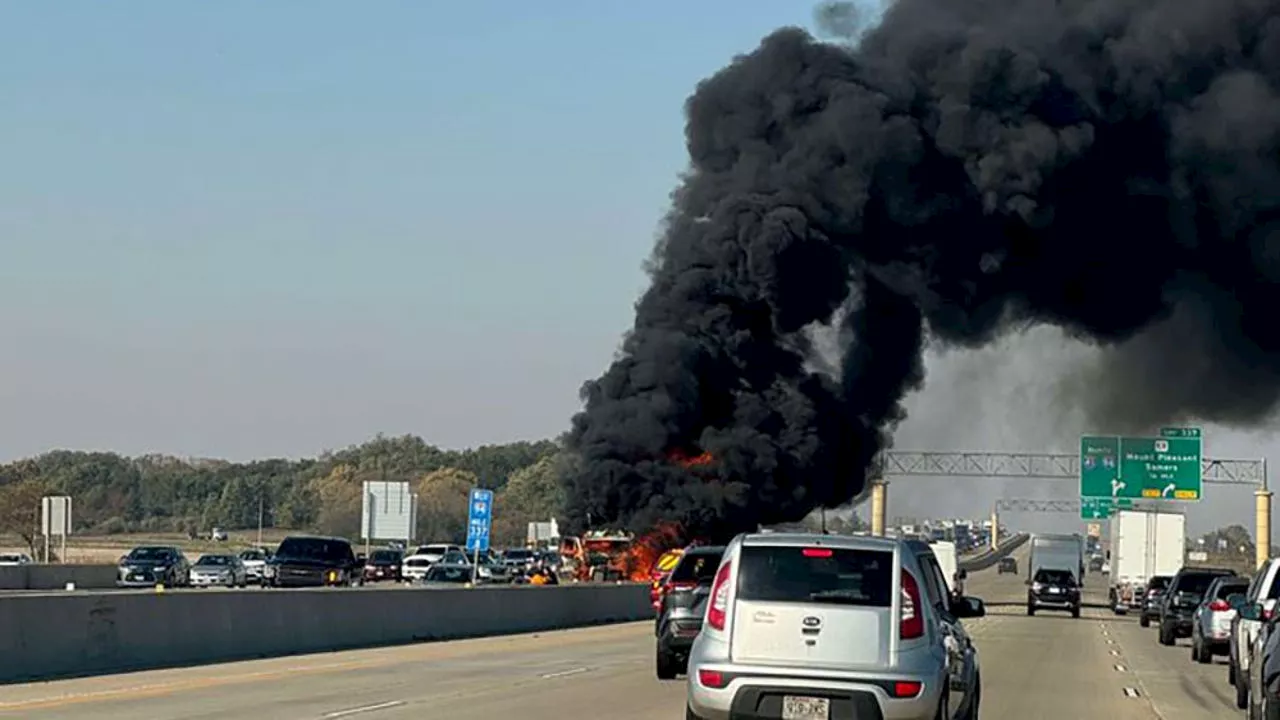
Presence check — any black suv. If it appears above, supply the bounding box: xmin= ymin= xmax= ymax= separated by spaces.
xmin=655 ymin=545 xmax=726 ymax=680
xmin=1139 ymin=575 xmax=1172 ymax=628
xmin=265 ymin=535 xmax=364 ymax=588
xmin=1027 ymin=567 xmax=1082 ymax=618
xmin=1158 ymin=567 xmax=1238 ymax=646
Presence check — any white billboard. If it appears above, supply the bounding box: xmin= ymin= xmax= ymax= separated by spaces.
xmin=360 ymin=481 xmax=417 ymax=542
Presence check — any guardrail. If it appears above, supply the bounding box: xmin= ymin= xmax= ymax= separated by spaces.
xmin=0 ymin=582 xmax=653 ymax=684
xmin=958 ymin=533 xmax=1030 ymax=573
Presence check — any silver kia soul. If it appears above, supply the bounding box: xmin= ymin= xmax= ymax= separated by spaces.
xmin=685 ymin=533 xmax=985 ymax=720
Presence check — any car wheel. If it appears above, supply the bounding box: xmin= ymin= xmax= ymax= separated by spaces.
xmin=1071 ymin=606 xmax=1081 ymax=619
xmin=1159 ymin=620 xmax=1176 ymax=646
xmin=1191 ymin=637 xmax=1201 ymax=662
xmin=655 ymin=645 xmax=678 ymax=680
xmin=1196 ymin=639 xmax=1213 ymax=665
xmin=1230 ymin=659 xmax=1238 ymax=686
xmin=685 ymin=705 xmax=704 ymax=720
xmin=1026 ymin=605 xmax=1035 ymax=617
xmin=1266 ymin=689 xmax=1280 ymax=720
xmin=960 ymin=672 xmax=981 ymax=720
xmin=1238 ymin=665 xmax=1251 ymax=710
xmin=1140 ymin=614 xmax=1150 ymax=628
xmin=935 ymin=689 xmax=950 ymax=720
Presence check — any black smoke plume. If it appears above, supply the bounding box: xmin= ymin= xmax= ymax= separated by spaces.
xmin=564 ymin=0 xmax=1280 ymax=540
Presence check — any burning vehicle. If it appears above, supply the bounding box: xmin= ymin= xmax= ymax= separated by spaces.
xmin=559 ymin=531 xmax=634 ymax=582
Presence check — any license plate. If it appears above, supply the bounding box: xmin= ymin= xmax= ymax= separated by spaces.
xmin=782 ymin=696 xmax=829 ymax=720
xmin=1049 ymin=588 xmax=1060 ymax=594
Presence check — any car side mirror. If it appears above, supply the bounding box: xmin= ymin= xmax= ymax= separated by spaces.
xmin=356 ymin=554 xmax=367 ymax=564
xmin=952 ymin=596 xmax=986 ymax=619
xmin=1239 ymin=603 xmax=1264 ymax=621
xmin=957 ymin=570 xmax=968 ymax=581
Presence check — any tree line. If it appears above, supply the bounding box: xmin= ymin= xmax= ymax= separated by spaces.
xmin=0 ymin=434 xmax=567 ymax=551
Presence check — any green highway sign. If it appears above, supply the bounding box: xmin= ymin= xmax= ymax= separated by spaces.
xmin=1080 ymin=428 xmax=1202 ymax=502
xmin=1079 ymin=497 xmax=1135 ymax=520
xmin=1080 ymin=498 xmax=1112 ymax=519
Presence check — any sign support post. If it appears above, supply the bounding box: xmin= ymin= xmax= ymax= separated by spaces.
xmin=466 ymin=488 xmax=494 ymax=586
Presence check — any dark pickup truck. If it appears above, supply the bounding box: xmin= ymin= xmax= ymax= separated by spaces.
xmin=265 ymin=535 xmax=365 ymax=588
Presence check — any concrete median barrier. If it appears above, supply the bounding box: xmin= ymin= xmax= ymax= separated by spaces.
xmin=0 ymin=564 xmax=118 ymax=591
xmin=0 ymin=581 xmax=653 ymax=684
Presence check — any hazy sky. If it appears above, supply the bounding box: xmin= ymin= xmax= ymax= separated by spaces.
xmin=2 ymin=2 xmax=1272 ymax=535
xmin=1 ymin=1 xmax=805 ymax=460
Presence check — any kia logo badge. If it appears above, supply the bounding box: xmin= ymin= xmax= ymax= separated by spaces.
xmin=803 ymin=616 xmax=821 ymax=628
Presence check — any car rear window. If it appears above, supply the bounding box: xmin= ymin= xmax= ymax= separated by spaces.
xmin=1148 ymin=576 xmax=1171 ymax=591
xmin=737 ymin=546 xmax=892 ymax=607
xmin=1177 ymin=573 xmax=1231 ymax=594
xmin=669 ymin=551 xmax=724 ymax=584
xmin=1034 ymin=569 xmax=1076 ymax=585
xmin=1217 ymin=581 xmax=1249 ymax=600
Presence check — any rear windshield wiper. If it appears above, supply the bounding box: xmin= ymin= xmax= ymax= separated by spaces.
xmin=807 ymin=590 xmax=872 ymax=605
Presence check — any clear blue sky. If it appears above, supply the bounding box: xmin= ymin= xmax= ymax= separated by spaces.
xmin=0 ymin=1 xmax=835 ymax=461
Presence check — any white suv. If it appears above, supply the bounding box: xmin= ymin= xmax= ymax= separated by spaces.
xmin=1230 ymin=557 xmax=1280 ymax=710
xmin=685 ymin=533 xmax=985 ymax=720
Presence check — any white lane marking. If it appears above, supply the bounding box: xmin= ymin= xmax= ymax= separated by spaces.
xmin=1124 ymin=687 xmax=1141 ymax=698
xmin=540 ymin=667 xmax=590 ymax=679
xmin=1110 ymin=649 xmax=1121 ymax=657
xmin=1114 ymin=664 xmax=1128 ymax=672
xmin=322 ymin=701 xmax=405 ymax=719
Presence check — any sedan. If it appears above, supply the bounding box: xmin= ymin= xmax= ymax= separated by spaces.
xmin=190 ymin=554 xmax=249 ymax=588
xmin=362 ymin=548 xmax=404 ymax=583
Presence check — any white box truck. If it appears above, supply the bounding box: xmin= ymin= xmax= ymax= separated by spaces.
xmin=930 ymin=540 xmax=959 ymax=595
xmin=1108 ymin=509 xmax=1186 ymax=614
xmin=1028 ymin=534 xmax=1085 ymax=585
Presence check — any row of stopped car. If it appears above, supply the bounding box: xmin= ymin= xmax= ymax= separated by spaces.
xmin=117 ymin=538 xmax=560 ymax=590
xmin=118 ymin=537 xmax=397 ymax=589
xmin=1118 ymin=560 xmax=1280 ymax=719
xmin=655 ymin=532 xmax=989 ymax=720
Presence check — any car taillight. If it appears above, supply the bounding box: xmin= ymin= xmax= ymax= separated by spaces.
xmin=1210 ymin=600 xmax=1230 ymax=612
xmin=1265 ymin=608 xmax=1275 ymax=621
xmin=901 ymin=569 xmax=924 ymax=640
xmin=706 ymin=561 xmax=733 ymax=631
xmin=697 ymin=669 xmax=728 ymax=688
xmin=892 ymin=680 xmax=923 ymax=698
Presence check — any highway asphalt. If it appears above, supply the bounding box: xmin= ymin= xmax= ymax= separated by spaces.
xmin=0 ymin=544 xmax=1246 ymax=719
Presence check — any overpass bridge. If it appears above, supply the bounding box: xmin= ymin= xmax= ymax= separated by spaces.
xmin=867 ymin=450 xmax=1271 ymax=568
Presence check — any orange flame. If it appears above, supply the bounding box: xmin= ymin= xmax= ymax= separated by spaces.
xmin=670 ymin=450 xmax=714 ymax=468
xmin=612 ymin=521 xmax=685 ymax=582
